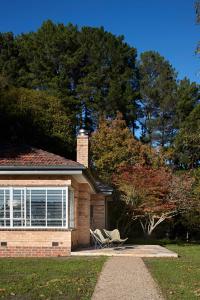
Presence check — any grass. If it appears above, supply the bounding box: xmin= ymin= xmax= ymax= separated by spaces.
xmin=145 ymin=244 xmax=200 ymax=299
xmin=0 ymin=256 xmax=107 ymax=300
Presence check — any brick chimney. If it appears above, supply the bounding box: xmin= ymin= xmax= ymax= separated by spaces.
xmin=77 ymin=129 xmax=89 ymax=168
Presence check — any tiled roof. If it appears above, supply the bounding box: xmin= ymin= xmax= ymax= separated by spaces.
xmin=0 ymin=145 xmax=84 ymax=169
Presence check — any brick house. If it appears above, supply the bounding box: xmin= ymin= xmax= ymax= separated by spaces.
xmin=0 ymin=130 xmax=112 ymax=257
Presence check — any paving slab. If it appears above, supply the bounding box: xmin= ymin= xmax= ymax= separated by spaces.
xmin=92 ymin=257 xmax=164 ymax=300
xmin=71 ymin=244 xmax=178 ymax=258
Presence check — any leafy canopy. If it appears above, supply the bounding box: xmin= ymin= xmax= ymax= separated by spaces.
xmin=90 ymin=113 xmax=162 ymax=183
xmin=0 ymin=84 xmax=74 ymax=157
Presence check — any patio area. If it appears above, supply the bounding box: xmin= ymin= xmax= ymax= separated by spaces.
xmin=71 ymin=244 xmax=178 ymax=258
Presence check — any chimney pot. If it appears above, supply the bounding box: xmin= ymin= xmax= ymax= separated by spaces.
xmin=78 ymin=128 xmax=88 ymax=136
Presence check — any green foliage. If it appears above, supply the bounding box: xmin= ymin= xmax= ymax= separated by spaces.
xmin=175 ymin=78 xmax=199 ymax=129
xmin=0 ymin=20 xmax=139 ymax=132
xmin=0 ymin=20 xmax=200 ymax=174
xmin=1 ymin=21 xmax=200 ymax=163
xmin=0 ymin=86 xmax=75 ymax=157
xmin=196 ymin=0 xmax=200 ymax=54
xmin=179 ymin=168 xmax=200 ymax=230
xmin=180 ymin=210 xmax=200 ymax=232
xmin=90 ymin=113 xmax=153 ymax=182
xmin=173 ymin=104 xmax=200 ymax=168
xmin=166 ymin=78 xmax=200 ymax=169
xmin=138 ymin=51 xmax=177 ymax=147
xmin=0 ymin=32 xmax=21 ymax=84
xmin=196 ymin=0 xmax=200 ymax=23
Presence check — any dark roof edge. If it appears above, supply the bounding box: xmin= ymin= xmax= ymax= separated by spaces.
xmin=83 ymin=169 xmax=99 ymax=193
xmin=83 ymin=169 xmax=113 ymax=195
xmin=0 ymin=165 xmax=85 ymax=171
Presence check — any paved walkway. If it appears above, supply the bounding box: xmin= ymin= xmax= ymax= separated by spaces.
xmin=72 ymin=244 xmax=178 ymax=257
xmin=92 ymin=257 xmax=164 ymax=300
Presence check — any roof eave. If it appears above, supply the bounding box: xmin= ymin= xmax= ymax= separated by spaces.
xmin=0 ymin=166 xmax=113 ymax=195
xmin=83 ymin=169 xmax=113 ymax=195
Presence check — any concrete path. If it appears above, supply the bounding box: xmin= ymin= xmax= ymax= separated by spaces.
xmin=92 ymin=257 xmax=164 ymax=300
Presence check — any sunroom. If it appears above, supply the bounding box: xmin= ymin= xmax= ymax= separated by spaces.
xmin=0 ymin=134 xmax=112 ymax=257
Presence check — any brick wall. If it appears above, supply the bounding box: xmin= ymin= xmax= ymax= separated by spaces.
xmin=0 ymin=175 xmax=71 ymax=187
xmin=0 ymin=175 xmax=106 ymax=254
xmin=0 ymin=230 xmax=71 ymax=257
xmin=77 ymin=134 xmax=89 ymax=167
xmin=77 ymin=183 xmax=91 ymax=245
xmin=0 ymin=175 xmax=73 ymax=257
xmin=91 ymin=194 xmax=106 ymax=230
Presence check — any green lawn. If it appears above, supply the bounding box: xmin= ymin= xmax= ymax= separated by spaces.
xmin=145 ymin=244 xmax=200 ymax=300
xmin=0 ymin=256 xmax=107 ymax=300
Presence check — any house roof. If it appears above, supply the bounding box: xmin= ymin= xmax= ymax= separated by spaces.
xmin=0 ymin=144 xmax=113 ymax=195
xmin=0 ymin=145 xmax=85 ymax=170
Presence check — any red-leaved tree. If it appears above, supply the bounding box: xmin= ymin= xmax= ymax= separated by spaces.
xmin=113 ymin=165 xmax=193 ymax=236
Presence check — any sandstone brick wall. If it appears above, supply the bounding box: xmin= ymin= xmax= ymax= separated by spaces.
xmin=91 ymin=194 xmax=106 ymax=230
xmin=0 ymin=230 xmax=71 ymax=257
xmin=0 ymin=174 xmax=106 ymax=254
xmin=0 ymin=175 xmax=71 ymax=187
xmin=77 ymin=183 xmax=91 ymax=245
xmin=70 ymin=179 xmax=79 ymax=248
xmin=77 ymin=134 xmax=89 ymax=167
xmin=71 ymin=230 xmax=79 ymax=249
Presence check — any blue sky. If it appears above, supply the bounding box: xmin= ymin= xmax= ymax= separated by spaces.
xmin=0 ymin=0 xmax=199 ymax=82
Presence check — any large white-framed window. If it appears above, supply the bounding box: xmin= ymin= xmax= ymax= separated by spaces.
xmin=0 ymin=187 xmax=75 ymax=229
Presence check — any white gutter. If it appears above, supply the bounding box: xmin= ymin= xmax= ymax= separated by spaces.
xmin=0 ymin=170 xmax=83 ymax=175
xmin=0 ymin=169 xmax=108 ymax=194
xmin=0 ymin=169 xmax=96 ymax=193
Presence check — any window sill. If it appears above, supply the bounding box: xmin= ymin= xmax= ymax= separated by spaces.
xmin=0 ymin=228 xmax=74 ymax=231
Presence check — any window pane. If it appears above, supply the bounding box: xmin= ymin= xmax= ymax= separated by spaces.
xmin=26 ymin=190 xmax=30 ymax=226
xmin=0 ymin=190 xmax=4 ymax=219
xmin=47 ymin=192 xmax=62 ymax=219
xmin=0 ymin=220 xmax=10 ymax=226
xmin=5 ymin=190 xmax=10 ymax=219
xmin=0 ymin=189 xmax=10 ymax=227
xmin=63 ymin=190 xmax=66 ymax=227
xmin=69 ymin=190 xmax=75 ymax=228
xmin=30 ymin=190 xmax=46 ymax=223
xmin=13 ymin=220 xmax=25 ymax=227
xmin=31 ymin=220 xmax=46 ymax=226
xmin=13 ymin=189 xmax=24 ymax=220
xmin=47 ymin=220 xmax=62 ymax=226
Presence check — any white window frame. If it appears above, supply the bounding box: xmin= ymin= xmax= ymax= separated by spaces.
xmin=68 ymin=187 xmax=75 ymax=229
xmin=0 ymin=186 xmax=73 ymax=229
